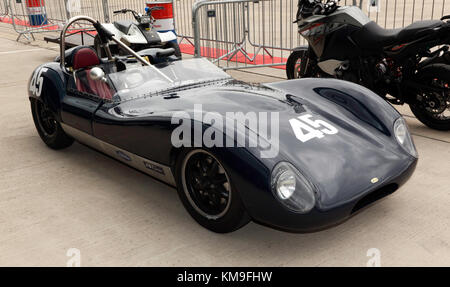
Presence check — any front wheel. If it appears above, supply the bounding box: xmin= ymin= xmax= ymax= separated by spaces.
xmin=31 ymin=98 xmax=74 ymax=150
xmin=175 ymin=149 xmax=250 ymax=233
xmin=286 ymin=47 xmax=322 ymax=79
xmin=409 ymin=64 xmax=450 ymax=130
xmin=286 ymin=48 xmax=309 ymax=79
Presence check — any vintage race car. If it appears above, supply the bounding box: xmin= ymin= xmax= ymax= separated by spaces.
xmin=28 ymin=16 xmax=417 ymax=233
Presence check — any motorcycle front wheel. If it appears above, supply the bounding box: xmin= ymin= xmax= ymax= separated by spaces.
xmin=286 ymin=47 xmax=323 ymax=80
xmin=409 ymin=64 xmax=450 ymax=130
xmin=286 ymin=48 xmax=309 ymax=79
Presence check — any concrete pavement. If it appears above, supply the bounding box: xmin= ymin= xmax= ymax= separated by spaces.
xmin=0 ymin=23 xmax=449 ymax=266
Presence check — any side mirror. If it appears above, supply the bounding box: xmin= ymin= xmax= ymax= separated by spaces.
xmin=89 ymin=67 xmax=106 ymax=82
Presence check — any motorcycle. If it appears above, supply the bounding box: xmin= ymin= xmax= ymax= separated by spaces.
xmin=286 ymin=0 xmax=450 ymax=130
xmin=94 ymin=7 xmax=181 ymax=58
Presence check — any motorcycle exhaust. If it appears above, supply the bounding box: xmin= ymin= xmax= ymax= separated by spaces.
xmin=418 ymin=46 xmax=449 ymax=68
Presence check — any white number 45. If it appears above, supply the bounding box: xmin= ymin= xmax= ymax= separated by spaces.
xmin=30 ymin=67 xmax=47 ymax=98
xmin=289 ymin=114 xmax=338 ymax=143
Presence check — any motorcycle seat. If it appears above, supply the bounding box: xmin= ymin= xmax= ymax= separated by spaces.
xmin=353 ymin=20 xmax=443 ymax=49
xmin=114 ymin=20 xmax=134 ymax=34
xmin=397 ymin=20 xmax=443 ymax=41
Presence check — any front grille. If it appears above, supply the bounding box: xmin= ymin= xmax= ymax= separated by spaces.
xmin=351 ymin=184 xmax=399 ymax=214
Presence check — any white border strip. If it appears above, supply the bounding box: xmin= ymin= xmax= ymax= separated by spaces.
xmin=0 ymin=48 xmax=47 ymax=55
xmin=61 ymin=123 xmax=177 ymax=186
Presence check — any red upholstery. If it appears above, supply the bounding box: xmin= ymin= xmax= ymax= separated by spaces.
xmin=72 ymin=48 xmax=113 ymax=100
xmin=73 ymin=47 xmax=100 ymax=70
xmin=75 ymin=69 xmax=114 ymax=100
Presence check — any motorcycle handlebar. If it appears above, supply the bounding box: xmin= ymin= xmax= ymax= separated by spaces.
xmin=312 ymin=0 xmax=339 ymax=16
xmin=114 ymin=6 xmax=165 ymax=17
xmin=113 ymin=9 xmax=129 ymax=14
xmin=113 ymin=8 xmax=142 ymax=22
xmin=312 ymin=4 xmax=324 ymax=15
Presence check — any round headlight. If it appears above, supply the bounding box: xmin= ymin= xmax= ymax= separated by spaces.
xmin=271 ymin=162 xmax=316 ymax=214
xmin=394 ymin=117 xmax=417 ymax=158
xmin=276 ymin=169 xmax=296 ymax=200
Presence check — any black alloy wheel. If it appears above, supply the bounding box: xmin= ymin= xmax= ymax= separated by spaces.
xmin=175 ymin=149 xmax=250 ymax=233
xmin=31 ymin=98 xmax=74 ymax=150
xmin=182 ymin=150 xmax=232 ymax=219
xmin=410 ymin=64 xmax=450 ymax=130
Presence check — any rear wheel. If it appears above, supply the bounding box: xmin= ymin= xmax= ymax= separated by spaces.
xmin=409 ymin=64 xmax=450 ymax=130
xmin=175 ymin=149 xmax=250 ymax=233
xmin=31 ymin=98 xmax=73 ymax=149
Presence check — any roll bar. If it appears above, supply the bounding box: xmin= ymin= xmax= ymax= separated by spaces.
xmin=60 ymin=16 xmax=174 ymax=83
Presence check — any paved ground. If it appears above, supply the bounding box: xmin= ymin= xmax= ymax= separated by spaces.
xmin=0 ymin=23 xmax=449 ymax=267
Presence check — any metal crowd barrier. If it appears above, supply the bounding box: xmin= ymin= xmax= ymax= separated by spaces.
xmin=172 ymin=0 xmax=198 ymax=46
xmin=2 ymin=0 xmax=179 ymax=42
xmin=63 ymin=0 xmax=110 ymax=23
xmin=7 ymin=0 xmax=68 ymax=41
xmin=192 ymin=0 xmax=450 ymax=70
xmin=3 ymin=0 xmax=109 ymax=41
xmin=0 ymin=0 xmax=8 ymax=16
xmin=192 ymin=0 xmax=278 ymax=70
xmin=0 ymin=0 xmax=448 ymax=69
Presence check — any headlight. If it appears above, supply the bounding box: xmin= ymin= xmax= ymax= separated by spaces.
xmin=271 ymin=162 xmax=316 ymax=213
xmin=394 ymin=117 xmax=417 ymax=158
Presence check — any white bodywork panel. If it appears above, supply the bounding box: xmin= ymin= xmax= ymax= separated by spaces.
xmin=318 ymin=59 xmax=343 ymax=75
xmin=158 ymin=31 xmax=177 ymax=43
xmin=101 ymin=23 xmax=176 ymax=45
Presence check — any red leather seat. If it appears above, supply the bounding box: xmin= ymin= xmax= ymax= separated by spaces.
xmin=72 ymin=47 xmax=113 ymax=100
xmin=73 ymin=47 xmax=100 ymax=70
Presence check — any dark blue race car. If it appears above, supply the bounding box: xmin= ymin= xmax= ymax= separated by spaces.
xmin=28 ymin=16 xmax=417 ymax=233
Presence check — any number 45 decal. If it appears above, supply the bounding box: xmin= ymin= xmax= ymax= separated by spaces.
xmin=30 ymin=67 xmax=48 ymax=98
xmin=289 ymin=114 xmax=338 ymax=143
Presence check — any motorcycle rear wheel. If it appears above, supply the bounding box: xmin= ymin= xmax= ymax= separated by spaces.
xmin=409 ymin=64 xmax=450 ymax=130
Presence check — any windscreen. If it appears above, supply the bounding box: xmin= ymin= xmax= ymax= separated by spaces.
xmin=108 ymin=58 xmax=231 ymax=102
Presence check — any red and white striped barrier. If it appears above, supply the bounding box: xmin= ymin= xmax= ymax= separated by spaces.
xmin=26 ymin=0 xmax=47 ymax=26
xmin=146 ymin=1 xmax=175 ymax=34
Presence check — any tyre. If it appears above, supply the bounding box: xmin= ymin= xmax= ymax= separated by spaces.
xmin=175 ymin=149 xmax=250 ymax=233
xmin=286 ymin=48 xmax=309 ymax=79
xmin=31 ymin=98 xmax=74 ymax=150
xmin=409 ymin=64 xmax=450 ymax=130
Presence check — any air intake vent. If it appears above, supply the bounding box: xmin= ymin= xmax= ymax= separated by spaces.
xmin=351 ymin=184 xmax=399 ymax=214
